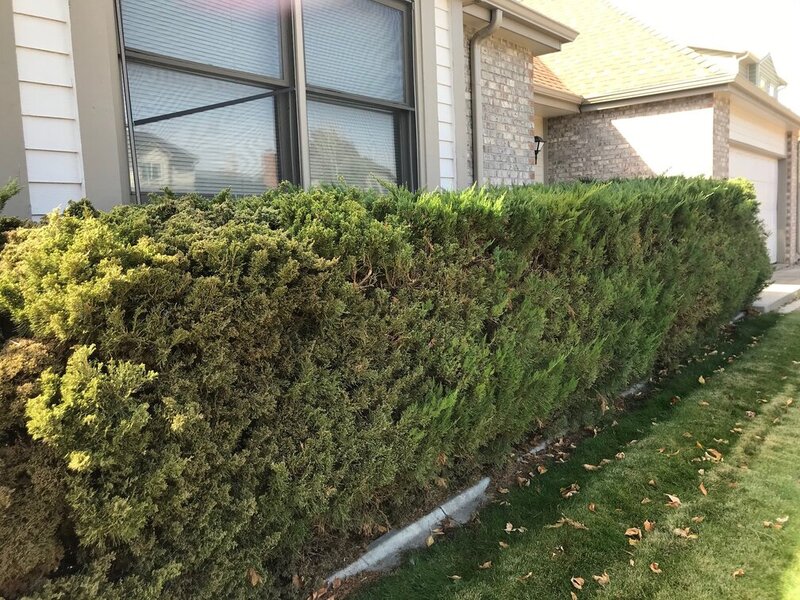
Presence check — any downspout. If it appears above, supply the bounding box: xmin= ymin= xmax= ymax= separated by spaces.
xmin=470 ymin=9 xmax=503 ymax=185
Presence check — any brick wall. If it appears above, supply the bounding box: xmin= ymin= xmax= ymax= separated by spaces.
xmin=712 ymin=93 xmax=730 ymax=178
xmin=786 ymin=130 xmax=799 ymax=264
xmin=544 ymin=94 xmax=715 ymax=182
xmin=463 ymin=25 xmax=537 ymax=185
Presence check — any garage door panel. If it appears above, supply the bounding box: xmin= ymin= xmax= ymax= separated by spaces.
xmin=729 ymin=147 xmax=778 ymax=262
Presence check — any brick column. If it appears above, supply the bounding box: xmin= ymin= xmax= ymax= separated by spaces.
xmin=786 ymin=130 xmax=799 ymax=264
xmin=712 ymin=93 xmax=730 ymax=179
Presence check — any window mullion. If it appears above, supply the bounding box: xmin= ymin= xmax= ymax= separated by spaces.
xmin=290 ymin=0 xmax=311 ymax=188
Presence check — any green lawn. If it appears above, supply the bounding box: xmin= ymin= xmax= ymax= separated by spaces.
xmin=354 ymin=313 xmax=800 ymax=600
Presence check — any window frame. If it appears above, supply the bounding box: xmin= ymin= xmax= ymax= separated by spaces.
xmin=303 ymin=0 xmax=417 ymax=189
xmin=115 ymin=0 xmax=416 ymax=200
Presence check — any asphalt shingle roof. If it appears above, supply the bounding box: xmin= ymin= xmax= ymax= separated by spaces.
xmin=532 ymin=56 xmax=573 ymax=94
xmin=526 ymin=0 xmax=725 ymax=99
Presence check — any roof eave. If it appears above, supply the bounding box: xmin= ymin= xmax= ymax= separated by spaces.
xmin=534 ymin=83 xmax=583 ymax=105
xmin=579 ymin=74 xmax=736 ymax=109
xmin=731 ymin=75 xmax=800 ymax=127
xmin=573 ymin=74 xmax=800 ymax=128
xmin=463 ymin=0 xmax=579 ymax=55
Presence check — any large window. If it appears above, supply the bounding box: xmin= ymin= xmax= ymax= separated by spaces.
xmin=117 ymin=0 xmax=415 ymax=199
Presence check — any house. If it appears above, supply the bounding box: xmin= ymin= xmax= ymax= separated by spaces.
xmin=529 ymin=0 xmax=800 ymax=264
xmin=1 ymin=0 xmax=797 ymax=262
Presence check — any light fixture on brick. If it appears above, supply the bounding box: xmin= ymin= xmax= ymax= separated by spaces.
xmin=534 ymin=135 xmax=546 ymax=165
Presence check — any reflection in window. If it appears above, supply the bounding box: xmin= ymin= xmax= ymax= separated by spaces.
xmin=308 ymin=101 xmax=397 ymax=189
xmin=128 ymin=63 xmax=279 ymax=195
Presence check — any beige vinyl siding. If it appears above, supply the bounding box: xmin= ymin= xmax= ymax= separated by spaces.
xmin=435 ymin=0 xmax=456 ymax=190
xmin=13 ymin=0 xmax=84 ymax=218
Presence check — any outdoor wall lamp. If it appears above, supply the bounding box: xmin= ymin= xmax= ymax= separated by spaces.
xmin=534 ymin=136 xmax=545 ymax=165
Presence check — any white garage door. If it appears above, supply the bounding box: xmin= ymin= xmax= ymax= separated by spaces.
xmin=729 ymin=147 xmax=779 ymax=262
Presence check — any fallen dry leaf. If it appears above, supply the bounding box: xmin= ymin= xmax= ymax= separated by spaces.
xmin=644 ymin=520 xmax=655 ymax=532
xmin=625 ymin=527 xmax=643 ymax=540
xmin=537 ymin=465 xmax=548 ymax=475
xmin=498 ymin=540 xmax=509 ymax=549
xmin=571 ymin=576 xmax=585 ymax=590
xmin=665 ymin=494 xmax=682 ymax=508
xmin=699 ymin=482 xmax=708 ymax=496
xmin=247 ymin=568 xmax=263 ymax=587
xmin=518 ymin=571 xmax=533 ymax=582
xmin=517 ymin=476 xmax=531 ymax=487
xmin=583 ymin=463 xmax=601 ymax=472
xmin=571 ymin=593 xmax=578 ymax=600
xmin=648 ymin=479 xmax=657 ymax=487
xmin=692 ymin=515 xmax=705 ymax=523
xmin=546 ymin=516 xmax=589 ymax=531
xmin=478 ymin=561 xmax=492 ymax=570
xmin=615 ymin=452 xmax=626 ymax=460
xmin=593 ymin=572 xmax=610 ymax=586
xmin=649 ymin=562 xmax=663 ymax=574
xmin=292 ymin=574 xmax=303 ymax=589
xmin=698 ymin=376 xmax=706 ymax=384
xmin=732 ymin=568 xmax=745 ymax=578
xmin=448 ymin=575 xmax=462 ymax=581
xmin=588 ymin=503 xmax=597 ymax=513
xmin=505 ymin=522 xmax=514 ymax=533
xmin=561 ymin=483 xmax=581 ymax=499
xmin=498 ymin=487 xmax=510 ymax=494
xmin=426 ymin=535 xmax=435 ymax=547
xmin=641 ymin=497 xmax=652 ymax=504
xmin=777 ymin=516 xmax=789 ymax=524
xmin=673 ymin=527 xmax=698 ymax=539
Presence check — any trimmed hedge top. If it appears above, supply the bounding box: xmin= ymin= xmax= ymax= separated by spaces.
xmin=0 ymin=178 xmax=769 ymax=599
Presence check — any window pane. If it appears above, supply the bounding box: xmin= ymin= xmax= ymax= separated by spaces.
xmin=121 ymin=0 xmax=282 ymax=79
xmin=308 ymin=100 xmax=397 ymax=189
xmin=303 ymin=0 xmax=405 ymax=102
xmin=128 ymin=63 xmax=279 ymax=195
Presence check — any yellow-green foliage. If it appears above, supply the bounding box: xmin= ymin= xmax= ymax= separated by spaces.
xmin=0 ymin=178 xmax=769 ymax=599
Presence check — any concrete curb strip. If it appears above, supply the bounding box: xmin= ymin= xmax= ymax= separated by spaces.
xmin=326 ymin=477 xmax=491 ymax=583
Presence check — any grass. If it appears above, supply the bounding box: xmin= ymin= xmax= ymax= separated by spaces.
xmin=353 ymin=313 xmax=800 ymax=600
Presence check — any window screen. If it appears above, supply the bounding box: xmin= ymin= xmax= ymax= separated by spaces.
xmin=308 ymin=100 xmax=397 ymax=189
xmin=302 ymin=0 xmax=412 ymax=188
xmin=303 ymin=0 xmax=406 ymax=102
xmin=128 ymin=63 xmax=279 ymax=195
xmin=120 ymin=0 xmax=283 ymax=78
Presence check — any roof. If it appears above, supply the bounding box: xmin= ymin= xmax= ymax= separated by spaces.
xmin=532 ymin=56 xmax=573 ymax=94
xmin=527 ymin=0 xmax=726 ymax=100
xmin=135 ymin=131 xmax=199 ymax=168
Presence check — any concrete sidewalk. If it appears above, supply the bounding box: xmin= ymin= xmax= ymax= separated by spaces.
xmin=753 ymin=265 xmax=800 ymax=314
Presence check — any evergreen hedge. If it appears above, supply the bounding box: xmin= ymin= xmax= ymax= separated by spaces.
xmin=0 ymin=178 xmax=769 ymax=599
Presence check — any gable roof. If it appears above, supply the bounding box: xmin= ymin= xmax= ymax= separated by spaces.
xmin=527 ymin=0 xmax=727 ymax=101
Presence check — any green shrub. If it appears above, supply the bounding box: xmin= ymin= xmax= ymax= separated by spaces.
xmin=0 ymin=178 xmax=769 ymax=599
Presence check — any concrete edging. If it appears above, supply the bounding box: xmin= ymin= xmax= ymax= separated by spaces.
xmin=326 ymin=477 xmax=491 ymax=583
